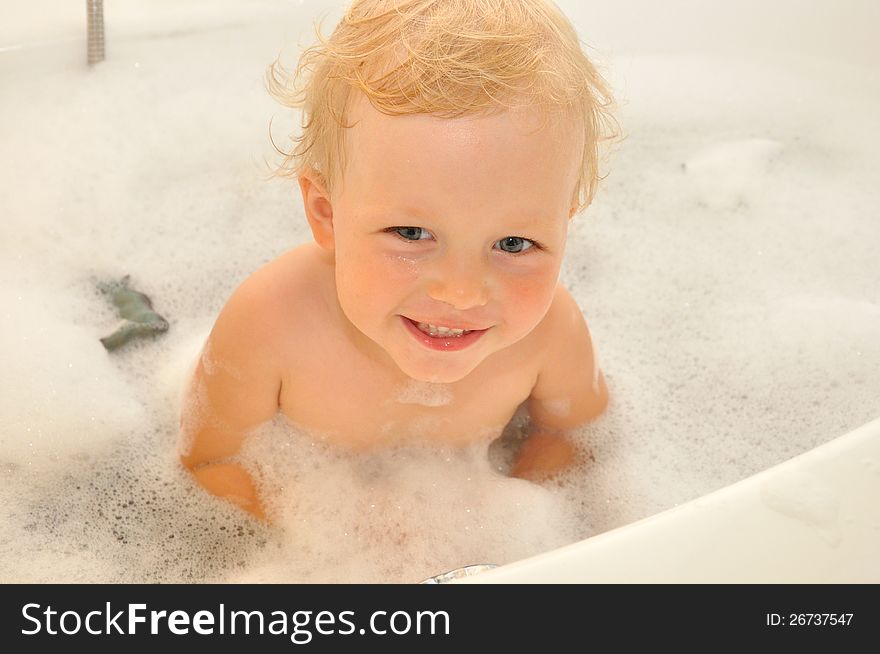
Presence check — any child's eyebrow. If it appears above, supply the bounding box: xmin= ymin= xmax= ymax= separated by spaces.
xmin=501 ymin=212 xmax=563 ymax=229
xmin=363 ymin=205 xmax=430 ymax=223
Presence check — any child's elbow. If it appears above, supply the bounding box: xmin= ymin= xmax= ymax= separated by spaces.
xmin=569 ymin=370 xmax=609 ymax=427
xmin=179 ymin=451 xmax=198 ymax=472
xmin=178 ymin=420 xmax=212 ymax=472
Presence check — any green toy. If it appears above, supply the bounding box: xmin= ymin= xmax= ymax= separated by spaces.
xmin=98 ymin=275 xmax=169 ymax=351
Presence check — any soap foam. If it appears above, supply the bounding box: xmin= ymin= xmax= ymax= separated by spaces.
xmin=227 ymin=417 xmax=577 ymax=583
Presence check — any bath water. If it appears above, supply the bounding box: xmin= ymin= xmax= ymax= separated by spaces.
xmin=1 ymin=4 xmax=879 ymax=582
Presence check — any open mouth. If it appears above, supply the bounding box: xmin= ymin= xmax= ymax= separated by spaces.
xmin=400 ymin=316 xmax=489 ymax=351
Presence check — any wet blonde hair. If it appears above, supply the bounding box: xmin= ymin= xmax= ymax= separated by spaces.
xmin=267 ymin=0 xmax=618 ymax=213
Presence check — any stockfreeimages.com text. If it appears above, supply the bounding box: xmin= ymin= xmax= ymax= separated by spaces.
xmin=21 ymin=602 xmax=450 ymax=644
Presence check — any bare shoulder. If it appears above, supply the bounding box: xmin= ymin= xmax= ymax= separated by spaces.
xmin=180 ymin=243 xmax=329 ymax=467
xmin=526 ymin=283 xmax=608 ymax=431
xmin=222 ymin=242 xmax=331 ymax=352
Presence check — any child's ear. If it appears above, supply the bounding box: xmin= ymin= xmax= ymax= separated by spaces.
xmin=298 ymin=169 xmax=335 ymax=251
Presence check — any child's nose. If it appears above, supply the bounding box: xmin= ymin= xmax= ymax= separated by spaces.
xmin=425 ymin=257 xmax=490 ymax=310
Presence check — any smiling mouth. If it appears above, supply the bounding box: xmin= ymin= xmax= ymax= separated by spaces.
xmin=400 ymin=316 xmax=489 ymax=350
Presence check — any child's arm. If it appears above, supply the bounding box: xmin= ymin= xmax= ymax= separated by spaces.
xmin=511 ymin=285 xmax=608 ymax=481
xmin=179 ymin=277 xmax=283 ymax=520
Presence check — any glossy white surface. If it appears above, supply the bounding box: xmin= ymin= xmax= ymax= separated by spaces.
xmin=462 ymin=417 xmax=880 ymax=582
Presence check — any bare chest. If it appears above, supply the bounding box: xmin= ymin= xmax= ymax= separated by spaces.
xmin=278 ymin=338 xmax=536 ymax=450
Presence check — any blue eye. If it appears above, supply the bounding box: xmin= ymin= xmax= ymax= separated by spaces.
xmin=392 ymin=227 xmax=431 ymax=241
xmin=496 ymin=236 xmax=535 ymax=253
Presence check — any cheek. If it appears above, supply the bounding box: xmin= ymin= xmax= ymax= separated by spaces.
xmin=337 ymin=248 xmax=421 ymax=314
xmin=496 ymin=262 xmax=560 ymax=324
xmin=379 ymin=252 xmax=421 ymax=286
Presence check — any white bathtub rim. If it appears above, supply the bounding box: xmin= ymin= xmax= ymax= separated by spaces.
xmin=458 ymin=415 xmax=880 ymax=583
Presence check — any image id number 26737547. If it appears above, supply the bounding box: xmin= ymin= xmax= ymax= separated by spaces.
xmin=766 ymin=613 xmax=853 ymax=627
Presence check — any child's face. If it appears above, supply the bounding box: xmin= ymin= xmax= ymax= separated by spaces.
xmin=318 ymin=99 xmax=582 ymax=383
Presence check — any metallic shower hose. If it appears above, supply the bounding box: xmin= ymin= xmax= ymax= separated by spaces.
xmin=87 ymin=0 xmax=104 ymax=65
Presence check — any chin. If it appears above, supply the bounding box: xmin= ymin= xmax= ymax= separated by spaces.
xmin=394 ymin=355 xmax=481 ymax=384
xmin=409 ymin=370 xmax=468 ymax=384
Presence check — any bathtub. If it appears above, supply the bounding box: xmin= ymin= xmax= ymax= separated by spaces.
xmin=2 ymin=0 xmax=878 ymax=584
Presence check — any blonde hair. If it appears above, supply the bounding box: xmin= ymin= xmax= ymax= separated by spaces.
xmin=267 ymin=0 xmax=618 ymax=213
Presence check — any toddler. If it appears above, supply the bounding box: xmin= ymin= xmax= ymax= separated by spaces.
xmin=179 ymin=0 xmax=616 ymax=519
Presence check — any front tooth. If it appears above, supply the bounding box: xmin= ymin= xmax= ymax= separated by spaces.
xmin=416 ymin=322 xmax=468 ymax=337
